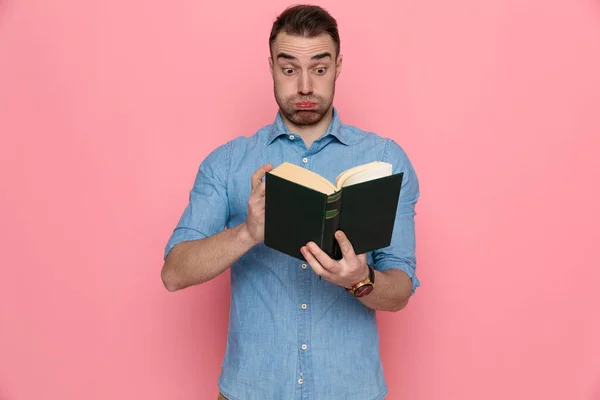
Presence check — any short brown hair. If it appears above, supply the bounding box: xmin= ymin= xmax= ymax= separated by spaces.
xmin=269 ymin=5 xmax=340 ymax=57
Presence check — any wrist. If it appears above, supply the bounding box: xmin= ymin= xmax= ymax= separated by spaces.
xmin=345 ymin=263 xmax=370 ymax=289
xmin=345 ymin=264 xmax=375 ymax=298
xmin=237 ymin=222 xmax=259 ymax=248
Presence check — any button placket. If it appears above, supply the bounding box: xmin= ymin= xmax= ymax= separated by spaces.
xmin=297 ymin=250 xmax=311 ymax=393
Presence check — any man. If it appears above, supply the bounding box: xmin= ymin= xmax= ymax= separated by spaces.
xmin=161 ymin=4 xmax=420 ymax=400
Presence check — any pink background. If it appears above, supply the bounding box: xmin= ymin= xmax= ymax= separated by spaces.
xmin=1 ymin=0 xmax=599 ymax=399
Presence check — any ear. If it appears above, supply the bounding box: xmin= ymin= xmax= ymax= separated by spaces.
xmin=335 ymin=54 xmax=343 ymax=80
xmin=268 ymin=56 xmax=274 ymax=77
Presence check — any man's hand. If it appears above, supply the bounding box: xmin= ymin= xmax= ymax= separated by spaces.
xmin=240 ymin=164 xmax=273 ymax=246
xmin=301 ymin=230 xmax=369 ymax=289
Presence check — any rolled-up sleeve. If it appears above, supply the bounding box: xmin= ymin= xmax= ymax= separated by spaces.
xmin=372 ymin=139 xmax=421 ymax=295
xmin=163 ymin=141 xmax=232 ymax=260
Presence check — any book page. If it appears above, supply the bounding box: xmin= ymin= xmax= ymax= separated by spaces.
xmin=335 ymin=161 xmax=382 ymax=188
xmin=336 ymin=162 xmax=392 ymax=189
xmin=269 ymin=162 xmax=337 ymax=195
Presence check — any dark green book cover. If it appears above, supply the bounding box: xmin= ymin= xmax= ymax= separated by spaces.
xmin=264 ymin=171 xmax=403 ymax=261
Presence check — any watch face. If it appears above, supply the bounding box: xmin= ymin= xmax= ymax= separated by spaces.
xmin=354 ymin=284 xmax=373 ymax=297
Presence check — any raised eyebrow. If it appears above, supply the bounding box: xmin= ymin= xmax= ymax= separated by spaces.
xmin=276 ymin=52 xmax=297 ymax=61
xmin=311 ymin=52 xmax=332 ymax=60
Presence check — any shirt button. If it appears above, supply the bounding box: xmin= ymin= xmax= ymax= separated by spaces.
xmin=289 ymin=135 xmax=295 ymax=140
xmin=302 ymin=157 xmax=308 ymax=164
xmin=301 ymin=304 xmax=307 ymax=309
xmin=301 ymin=344 xmax=307 ymax=350
xmin=298 ymin=378 xmax=303 ymax=384
xmin=301 ymin=263 xmax=307 ymax=269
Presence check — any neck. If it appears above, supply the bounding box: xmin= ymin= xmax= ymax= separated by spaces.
xmin=281 ymin=106 xmax=334 ymax=148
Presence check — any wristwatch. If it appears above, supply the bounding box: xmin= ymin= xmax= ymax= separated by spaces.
xmin=346 ymin=264 xmax=375 ymax=297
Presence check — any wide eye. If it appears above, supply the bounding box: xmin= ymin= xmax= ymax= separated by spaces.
xmin=315 ymin=67 xmax=327 ymax=75
xmin=282 ymin=68 xmax=295 ymax=75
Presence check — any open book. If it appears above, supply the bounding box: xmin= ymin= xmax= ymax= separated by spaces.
xmin=264 ymin=161 xmax=403 ymax=261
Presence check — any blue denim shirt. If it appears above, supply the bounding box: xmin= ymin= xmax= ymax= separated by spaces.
xmin=164 ymin=108 xmax=420 ymax=400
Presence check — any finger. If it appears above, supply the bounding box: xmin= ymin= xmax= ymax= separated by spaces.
xmin=334 ymin=230 xmax=356 ymax=259
xmin=250 ymin=164 xmax=273 ymax=191
xmin=301 ymin=246 xmax=331 ymax=279
xmin=305 ymin=241 xmax=340 ymax=274
xmin=255 ymin=181 xmax=266 ymax=197
xmin=250 ymin=167 xmax=264 ymax=191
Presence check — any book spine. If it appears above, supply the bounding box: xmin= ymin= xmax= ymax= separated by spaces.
xmin=321 ymin=191 xmax=343 ymax=260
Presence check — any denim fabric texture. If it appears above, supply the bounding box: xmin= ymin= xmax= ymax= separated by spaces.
xmin=164 ymin=108 xmax=420 ymax=400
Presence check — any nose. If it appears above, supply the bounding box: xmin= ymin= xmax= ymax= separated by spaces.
xmin=298 ymin=71 xmax=313 ymax=95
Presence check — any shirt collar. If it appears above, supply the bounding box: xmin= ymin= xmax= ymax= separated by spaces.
xmin=266 ymin=107 xmax=350 ymax=146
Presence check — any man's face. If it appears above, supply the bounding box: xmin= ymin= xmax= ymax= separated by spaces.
xmin=269 ymin=32 xmax=342 ymax=126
